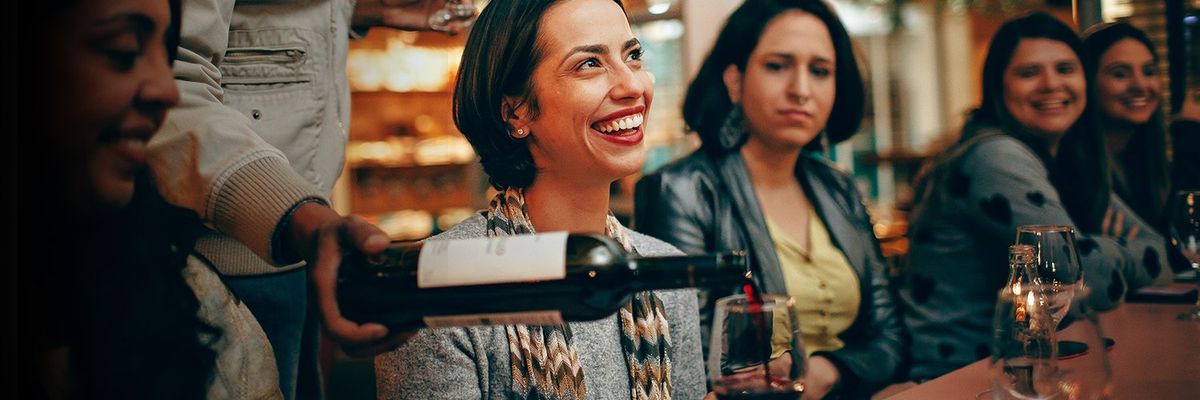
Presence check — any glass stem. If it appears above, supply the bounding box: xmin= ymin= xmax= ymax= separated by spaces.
xmin=1195 ymin=264 xmax=1200 ymax=310
xmin=1194 ymin=283 xmax=1200 ymax=309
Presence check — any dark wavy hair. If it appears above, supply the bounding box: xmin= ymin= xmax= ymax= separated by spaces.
xmin=682 ymin=0 xmax=864 ymax=154
xmin=1082 ymin=22 xmax=1170 ymax=229
xmin=19 ymin=0 xmax=218 ymax=398
xmin=66 ymin=174 xmax=218 ymax=399
xmin=969 ymin=12 xmax=1109 ymax=233
xmin=454 ymin=0 xmax=625 ymax=189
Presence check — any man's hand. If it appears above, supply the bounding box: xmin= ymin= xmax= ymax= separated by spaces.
xmin=286 ymin=202 xmax=408 ymax=357
xmin=352 ymin=0 xmax=477 ymax=35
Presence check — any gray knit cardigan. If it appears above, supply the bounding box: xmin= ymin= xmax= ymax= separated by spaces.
xmin=899 ymin=134 xmax=1170 ymax=380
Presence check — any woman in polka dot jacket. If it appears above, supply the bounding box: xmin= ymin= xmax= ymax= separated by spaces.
xmin=897 ymin=12 xmax=1171 ymax=382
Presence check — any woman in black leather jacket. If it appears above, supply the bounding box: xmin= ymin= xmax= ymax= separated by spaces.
xmin=633 ymin=1 xmax=905 ymax=398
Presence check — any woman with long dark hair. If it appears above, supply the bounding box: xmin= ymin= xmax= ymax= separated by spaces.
xmin=19 ymin=0 xmax=280 ymax=397
xmin=1083 ymin=22 xmax=1199 ymax=241
xmin=635 ymin=1 xmax=904 ymax=398
xmin=898 ymin=12 xmax=1168 ymax=381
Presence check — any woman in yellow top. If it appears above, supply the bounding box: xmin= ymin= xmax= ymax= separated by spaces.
xmin=634 ymin=0 xmax=905 ymax=398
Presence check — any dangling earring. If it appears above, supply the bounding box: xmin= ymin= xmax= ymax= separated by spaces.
xmin=718 ymin=103 xmax=749 ymax=151
xmin=511 ymin=127 xmax=529 ymax=139
xmin=819 ymin=129 xmax=830 ymax=158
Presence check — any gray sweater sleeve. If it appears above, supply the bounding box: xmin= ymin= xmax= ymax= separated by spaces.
xmin=658 ymin=288 xmax=707 ymax=400
xmin=1105 ymin=194 xmax=1173 ymax=288
xmin=374 ymin=326 xmax=500 ymax=399
xmin=957 ymin=137 xmax=1138 ymax=310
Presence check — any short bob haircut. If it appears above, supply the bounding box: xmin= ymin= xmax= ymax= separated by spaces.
xmin=1082 ymin=22 xmax=1170 ymax=227
xmin=454 ymin=0 xmax=625 ymax=189
xmin=682 ymin=0 xmax=864 ymax=154
xmin=970 ymin=12 xmax=1109 ymax=233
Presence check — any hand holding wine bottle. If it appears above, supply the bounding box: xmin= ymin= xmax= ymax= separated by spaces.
xmin=284 ymin=204 xmax=399 ymax=357
xmin=337 ymin=232 xmax=750 ymax=331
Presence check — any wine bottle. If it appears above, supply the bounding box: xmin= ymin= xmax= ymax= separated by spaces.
xmin=1006 ymin=244 xmax=1039 ymax=290
xmin=337 ymin=232 xmax=749 ymax=330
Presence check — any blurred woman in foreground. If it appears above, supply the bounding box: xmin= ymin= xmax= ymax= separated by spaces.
xmin=19 ymin=0 xmax=280 ymax=397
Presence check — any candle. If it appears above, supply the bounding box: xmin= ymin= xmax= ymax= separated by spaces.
xmin=1026 ymin=290 xmax=1039 ymax=330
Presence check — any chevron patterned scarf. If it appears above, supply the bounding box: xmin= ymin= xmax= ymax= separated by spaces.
xmin=485 ymin=187 xmax=674 ymax=400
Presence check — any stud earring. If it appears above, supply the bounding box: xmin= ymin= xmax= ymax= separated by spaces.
xmin=512 ymin=128 xmax=529 ymax=139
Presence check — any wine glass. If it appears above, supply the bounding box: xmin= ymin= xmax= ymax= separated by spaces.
xmin=989 ymin=283 xmax=1059 ymax=399
xmin=707 ymin=294 xmax=806 ymax=400
xmin=1050 ymin=285 xmax=1114 ymax=400
xmin=1015 ymin=225 xmax=1082 ymax=326
xmin=1170 ymin=190 xmax=1200 ymax=320
xmin=988 ymin=284 xmax=1113 ymax=400
xmin=428 ymin=0 xmax=476 ymax=33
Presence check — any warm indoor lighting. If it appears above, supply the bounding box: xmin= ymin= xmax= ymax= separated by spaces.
xmin=647 ymin=0 xmax=671 ymax=15
xmin=346 ymin=136 xmax=475 ymax=167
xmin=639 ymin=19 xmax=684 ymax=41
xmin=1101 ymin=0 xmax=1133 ymax=22
xmin=348 ymin=37 xmax=463 ymax=92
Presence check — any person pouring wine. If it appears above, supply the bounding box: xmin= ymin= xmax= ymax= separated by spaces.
xmin=374 ymin=1 xmax=707 ymax=399
xmin=336 ymin=232 xmax=747 ymax=331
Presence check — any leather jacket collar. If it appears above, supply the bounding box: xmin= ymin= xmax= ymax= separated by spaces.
xmin=710 ymin=149 xmax=870 ymax=294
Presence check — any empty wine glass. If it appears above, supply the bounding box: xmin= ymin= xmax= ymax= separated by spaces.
xmin=989 ymin=283 xmax=1113 ymax=400
xmin=428 ymin=0 xmax=476 ymax=33
xmin=1051 ymin=285 xmax=1114 ymax=400
xmin=1170 ymin=190 xmax=1200 ymax=320
xmin=707 ymin=294 xmax=805 ymax=400
xmin=1015 ymin=225 xmax=1082 ymax=326
xmin=989 ymin=283 xmax=1059 ymax=400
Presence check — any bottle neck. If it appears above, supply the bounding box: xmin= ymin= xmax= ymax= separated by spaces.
xmin=1007 ymin=261 xmax=1039 ymax=287
xmin=1007 ymin=245 xmax=1037 ymax=285
xmin=630 ymin=253 xmax=748 ymax=291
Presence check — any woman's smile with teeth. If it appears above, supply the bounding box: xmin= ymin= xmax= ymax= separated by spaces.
xmin=1033 ymin=99 xmax=1069 ymax=110
xmin=1122 ymin=96 xmax=1149 ymax=107
xmin=595 ymin=114 xmax=644 ymax=134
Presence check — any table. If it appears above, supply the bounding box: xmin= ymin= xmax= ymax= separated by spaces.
xmin=885 ymin=303 xmax=1200 ymax=399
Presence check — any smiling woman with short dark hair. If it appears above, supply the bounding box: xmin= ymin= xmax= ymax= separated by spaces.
xmin=375 ymin=1 xmax=705 ymax=398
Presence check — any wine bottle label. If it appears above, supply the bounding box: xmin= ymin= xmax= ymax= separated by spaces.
xmin=417 ymin=232 xmax=569 ymax=288
xmin=423 ymin=310 xmax=566 ymax=328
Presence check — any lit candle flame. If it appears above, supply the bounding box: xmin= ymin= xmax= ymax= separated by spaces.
xmin=1025 ymin=290 xmax=1038 ymax=330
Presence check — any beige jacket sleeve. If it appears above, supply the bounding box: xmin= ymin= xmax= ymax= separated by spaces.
xmin=148 ymin=0 xmax=325 ymax=266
